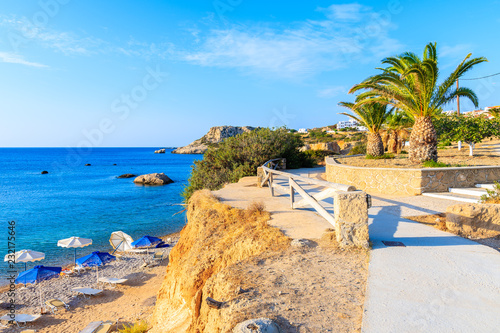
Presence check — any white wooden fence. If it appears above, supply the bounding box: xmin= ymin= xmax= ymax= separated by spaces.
xmin=260 ymin=158 xmax=355 ymax=226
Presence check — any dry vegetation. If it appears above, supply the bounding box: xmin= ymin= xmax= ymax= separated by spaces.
xmin=152 ymin=190 xmax=290 ymax=332
xmin=152 ymin=191 xmax=368 ymax=332
xmin=337 ymin=140 xmax=500 ymax=168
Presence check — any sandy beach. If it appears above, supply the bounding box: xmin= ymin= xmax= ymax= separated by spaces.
xmin=0 ymin=235 xmax=179 ymax=333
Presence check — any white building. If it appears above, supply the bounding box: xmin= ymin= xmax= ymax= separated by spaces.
xmin=297 ymin=128 xmax=308 ymax=134
xmin=337 ymin=120 xmax=359 ymax=130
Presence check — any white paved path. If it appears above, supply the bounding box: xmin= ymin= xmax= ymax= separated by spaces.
xmin=362 ymin=203 xmax=500 ymax=333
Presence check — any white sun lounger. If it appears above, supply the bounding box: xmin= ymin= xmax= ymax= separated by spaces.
xmin=98 ymin=277 xmax=128 ymax=288
xmin=72 ymin=287 xmax=103 ymax=298
xmin=0 ymin=314 xmax=41 ymax=327
xmin=79 ymin=320 xmax=115 ymax=333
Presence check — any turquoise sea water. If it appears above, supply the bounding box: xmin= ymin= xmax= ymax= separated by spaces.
xmin=0 ymin=148 xmax=200 ymax=283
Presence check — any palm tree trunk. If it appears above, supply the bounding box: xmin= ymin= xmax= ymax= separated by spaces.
xmin=409 ymin=116 xmax=437 ymax=162
xmin=387 ymin=131 xmax=398 ymax=154
xmin=367 ymin=132 xmax=384 ymax=157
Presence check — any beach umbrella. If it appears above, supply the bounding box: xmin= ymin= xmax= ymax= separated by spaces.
xmin=15 ymin=265 xmax=61 ymax=308
xmin=109 ymin=231 xmax=133 ymax=254
xmin=15 ymin=265 xmax=61 ymax=285
xmin=131 ymin=235 xmax=162 ymax=248
xmin=4 ymin=249 xmax=45 ymax=271
xmin=57 ymin=236 xmax=92 ymax=265
xmin=76 ymin=251 xmax=116 ymax=283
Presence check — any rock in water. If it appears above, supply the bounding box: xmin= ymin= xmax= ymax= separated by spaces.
xmin=172 ymin=126 xmax=257 ymax=154
xmin=117 ymin=174 xmax=137 ymax=179
xmin=85 ymin=164 xmax=91 ymax=166
xmin=233 ymin=318 xmax=281 ymax=333
xmin=154 ymin=149 xmax=166 ymax=154
xmin=133 ymin=173 xmax=173 ymax=185
xmin=41 ymin=171 xmax=49 ymax=174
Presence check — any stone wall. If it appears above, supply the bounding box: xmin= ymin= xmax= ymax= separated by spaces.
xmin=326 ymin=156 xmax=500 ymax=196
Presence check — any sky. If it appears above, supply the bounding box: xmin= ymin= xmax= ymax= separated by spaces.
xmin=0 ymin=0 xmax=499 ymax=147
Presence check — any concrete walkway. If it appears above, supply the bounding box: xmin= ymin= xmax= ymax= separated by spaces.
xmin=363 ymin=198 xmax=500 ymax=333
xmin=216 ymin=169 xmax=500 ymax=332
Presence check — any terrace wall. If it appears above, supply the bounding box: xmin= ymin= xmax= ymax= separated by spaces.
xmin=325 ymin=156 xmax=500 ymax=196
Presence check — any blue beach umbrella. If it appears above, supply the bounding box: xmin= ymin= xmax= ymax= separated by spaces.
xmin=131 ymin=235 xmax=162 ymax=248
xmin=76 ymin=251 xmax=116 ymax=268
xmin=15 ymin=265 xmax=62 ymax=308
xmin=76 ymin=251 xmax=116 ymax=283
xmin=15 ymin=265 xmax=61 ymax=285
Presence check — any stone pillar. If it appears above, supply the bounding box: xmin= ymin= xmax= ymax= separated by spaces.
xmin=333 ymin=191 xmax=369 ymax=249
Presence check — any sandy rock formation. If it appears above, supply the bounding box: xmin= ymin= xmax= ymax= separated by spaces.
xmin=446 ymin=203 xmax=500 ymax=238
xmin=151 ymin=190 xmax=289 ymax=332
xmin=133 ymin=173 xmax=173 ymax=185
xmin=172 ymin=126 xmax=257 ymax=154
xmin=154 ymin=148 xmax=166 ymax=153
xmin=301 ymin=142 xmax=340 ymax=154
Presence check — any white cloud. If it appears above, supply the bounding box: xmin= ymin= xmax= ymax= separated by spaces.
xmin=0 ymin=51 xmax=47 ymax=68
xmin=321 ymin=4 xmax=365 ymax=21
xmin=317 ymin=86 xmax=347 ymax=98
xmin=181 ymin=4 xmax=403 ymax=78
xmin=440 ymin=44 xmax=472 ymax=59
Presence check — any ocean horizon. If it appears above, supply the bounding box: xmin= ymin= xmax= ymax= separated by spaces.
xmin=0 ymin=147 xmax=201 ymax=284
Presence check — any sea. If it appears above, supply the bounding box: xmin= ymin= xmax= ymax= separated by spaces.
xmin=0 ymin=148 xmax=201 ymax=284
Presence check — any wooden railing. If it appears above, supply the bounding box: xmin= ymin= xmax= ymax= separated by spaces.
xmin=260 ymin=158 xmax=355 ymax=226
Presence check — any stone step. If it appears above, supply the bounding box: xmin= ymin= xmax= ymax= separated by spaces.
xmin=422 ymin=192 xmax=480 ymax=203
xmin=449 ymin=188 xmax=488 ymax=197
xmin=475 ymin=184 xmax=495 ymax=190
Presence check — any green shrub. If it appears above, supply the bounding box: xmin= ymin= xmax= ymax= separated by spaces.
xmin=118 ymin=320 xmax=148 ymax=333
xmin=182 ymin=128 xmax=309 ymax=201
xmin=422 ymin=161 xmax=465 ymax=168
xmin=480 ymin=182 xmax=500 ymax=204
xmin=438 ymin=139 xmax=452 ymax=149
xmin=348 ymin=142 xmax=366 ymax=155
xmin=400 ymin=150 xmax=408 ymax=154
xmin=302 ymin=150 xmax=333 ymax=166
xmin=366 ymin=153 xmax=394 ymax=160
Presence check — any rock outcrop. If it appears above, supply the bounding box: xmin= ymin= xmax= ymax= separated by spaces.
xmin=133 ymin=173 xmax=173 ymax=185
xmin=154 ymin=149 xmax=166 ymax=154
xmin=301 ymin=142 xmax=340 ymax=154
xmin=117 ymin=174 xmax=137 ymax=179
xmin=446 ymin=203 xmax=500 ymax=238
xmin=151 ymin=190 xmax=289 ymax=332
xmin=172 ymin=126 xmax=257 ymax=154
xmin=41 ymin=171 xmax=48 ymax=174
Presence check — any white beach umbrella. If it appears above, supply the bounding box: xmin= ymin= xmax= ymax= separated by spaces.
xmin=57 ymin=236 xmax=92 ymax=265
xmin=109 ymin=231 xmax=133 ymax=254
xmin=4 ymin=249 xmax=45 ymax=271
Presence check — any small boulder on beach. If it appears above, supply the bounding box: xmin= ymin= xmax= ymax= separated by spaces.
xmin=233 ymin=318 xmax=281 ymax=333
xmin=133 ymin=173 xmax=173 ymax=185
xmin=117 ymin=174 xmax=137 ymax=179
xmin=41 ymin=171 xmax=49 ymax=174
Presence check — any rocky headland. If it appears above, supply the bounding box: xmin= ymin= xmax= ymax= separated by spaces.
xmin=171 ymin=126 xmax=256 ymax=154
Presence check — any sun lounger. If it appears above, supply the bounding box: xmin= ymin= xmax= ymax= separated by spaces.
xmin=79 ymin=320 xmax=115 ymax=333
xmin=45 ymin=298 xmax=70 ymax=314
xmin=72 ymin=287 xmax=103 ymax=298
xmin=0 ymin=314 xmax=41 ymax=327
xmin=153 ymin=251 xmax=166 ymax=263
xmin=98 ymin=277 xmax=128 ymax=288
xmin=127 ymin=248 xmax=147 ymax=254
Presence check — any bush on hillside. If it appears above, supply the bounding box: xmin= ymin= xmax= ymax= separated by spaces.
xmin=182 ymin=128 xmax=310 ymax=201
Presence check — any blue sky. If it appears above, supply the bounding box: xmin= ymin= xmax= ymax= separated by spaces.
xmin=0 ymin=0 xmax=498 ymax=147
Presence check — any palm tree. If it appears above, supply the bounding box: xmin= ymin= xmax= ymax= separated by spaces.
xmin=338 ymin=102 xmax=392 ymax=156
xmin=349 ymin=42 xmax=487 ymax=162
xmin=385 ymin=111 xmax=413 ymax=153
